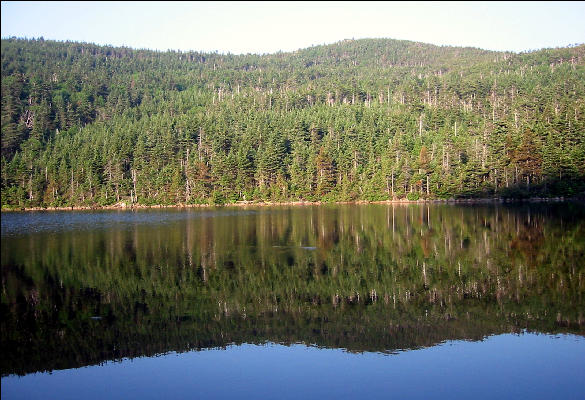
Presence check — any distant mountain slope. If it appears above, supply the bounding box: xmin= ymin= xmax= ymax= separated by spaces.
xmin=2 ymin=38 xmax=584 ymax=207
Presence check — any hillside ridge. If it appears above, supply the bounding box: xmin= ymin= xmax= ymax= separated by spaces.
xmin=2 ymin=37 xmax=584 ymax=207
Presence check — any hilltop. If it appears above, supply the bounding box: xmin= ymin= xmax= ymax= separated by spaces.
xmin=1 ymin=37 xmax=584 ymax=207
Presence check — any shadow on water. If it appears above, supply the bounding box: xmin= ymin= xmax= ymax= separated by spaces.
xmin=1 ymin=203 xmax=584 ymax=376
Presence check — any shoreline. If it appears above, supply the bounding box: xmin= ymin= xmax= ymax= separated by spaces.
xmin=1 ymin=196 xmax=576 ymax=212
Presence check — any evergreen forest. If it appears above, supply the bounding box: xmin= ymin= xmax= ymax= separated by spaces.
xmin=2 ymin=37 xmax=585 ymax=207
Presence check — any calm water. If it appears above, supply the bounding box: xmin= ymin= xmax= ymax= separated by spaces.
xmin=1 ymin=203 xmax=584 ymax=399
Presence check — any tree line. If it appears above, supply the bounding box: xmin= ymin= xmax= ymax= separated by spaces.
xmin=2 ymin=37 xmax=584 ymax=207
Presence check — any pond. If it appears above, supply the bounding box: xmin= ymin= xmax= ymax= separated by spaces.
xmin=1 ymin=203 xmax=584 ymax=398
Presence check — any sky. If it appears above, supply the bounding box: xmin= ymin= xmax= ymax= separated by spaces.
xmin=1 ymin=1 xmax=584 ymax=54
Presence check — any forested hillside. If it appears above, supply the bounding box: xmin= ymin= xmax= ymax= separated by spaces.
xmin=2 ymin=37 xmax=584 ymax=207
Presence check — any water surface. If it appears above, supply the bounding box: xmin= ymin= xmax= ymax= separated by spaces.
xmin=1 ymin=203 xmax=584 ymax=398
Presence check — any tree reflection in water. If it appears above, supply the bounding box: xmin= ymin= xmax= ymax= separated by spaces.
xmin=1 ymin=203 xmax=584 ymax=376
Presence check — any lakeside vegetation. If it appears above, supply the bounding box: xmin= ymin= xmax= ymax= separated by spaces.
xmin=2 ymin=38 xmax=584 ymax=208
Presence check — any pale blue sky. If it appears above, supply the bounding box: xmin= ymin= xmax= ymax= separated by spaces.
xmin=1 ymin=1 xmax=584 ymax=54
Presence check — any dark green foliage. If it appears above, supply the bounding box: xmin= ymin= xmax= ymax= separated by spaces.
xmin=1 ymin=38 xmax=584 ymax=207
xmin=407 ymin=192 xmax=420 ymax=201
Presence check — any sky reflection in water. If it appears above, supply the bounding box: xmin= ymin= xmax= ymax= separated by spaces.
xmin=2 ymin=333 xmax=584 ymax=400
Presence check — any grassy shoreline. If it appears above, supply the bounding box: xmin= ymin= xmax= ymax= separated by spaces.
xmin=1 ymin=196 xmax=574 ymax=212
